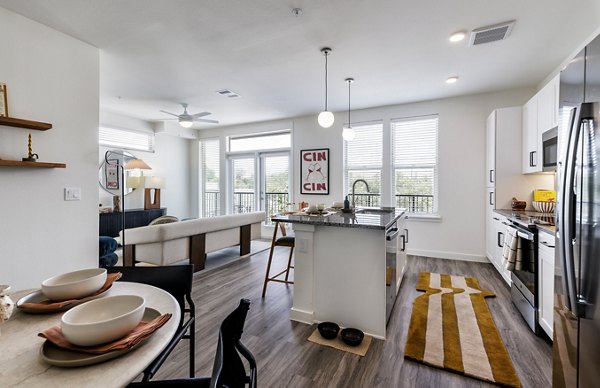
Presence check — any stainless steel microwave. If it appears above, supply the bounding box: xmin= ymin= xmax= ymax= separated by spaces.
xmin=542 ymin=127 xmax=558 ymax=171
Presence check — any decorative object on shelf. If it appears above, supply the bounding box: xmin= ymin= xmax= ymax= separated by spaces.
xmin=0 ymin=285 xmax=15 ymax=335
xmin=300 ymin=148 xmax=329 ymax=195
xmin=104 ymin=150 xmax=152 ymax=251
xmin=144 ymin=176 xmax=164 ymax=210
xmin=317 ymin=47 xmax=335 ymax=128
xmin=22 ymin=133 xmax=39 ymax=162
xmin=342 ymin=78 xmax=355 ymax=141
xmin=113 ymin=195 xmax=121 ymax=212
xmin=0 ymin=83 xmax=7 ymax=117
xmin=511 ymin=197 xmax=526 ymax=210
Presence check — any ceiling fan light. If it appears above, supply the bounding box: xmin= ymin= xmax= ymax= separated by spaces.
xmin=342 ymin=126 xmax=355 ymax=141
xmin=179 ymin=119 xmax=193 ymax=128
xmin=318 ymin=111 xmax=335 ymax=128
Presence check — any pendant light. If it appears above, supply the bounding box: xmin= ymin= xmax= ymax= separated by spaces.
xmin=317 ymin=47 xmax=335 ymax=128
xmin=342 ymin=78 xmax=355 ymax=141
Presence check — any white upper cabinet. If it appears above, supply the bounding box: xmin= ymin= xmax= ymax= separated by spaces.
xmin=522 ymin=74 xmax=560 ymax=174
xmin=486 ymin=111 xmax=496 ymax=188
xmin=522 ymin=96 xmax=539 ymax=173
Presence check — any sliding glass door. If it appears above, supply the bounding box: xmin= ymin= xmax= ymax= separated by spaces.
xmin=229 ymin=152 xmax=290 ymax=220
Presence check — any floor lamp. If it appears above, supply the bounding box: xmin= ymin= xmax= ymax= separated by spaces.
xmin=104 ymin=151 xmax=152 ymax=266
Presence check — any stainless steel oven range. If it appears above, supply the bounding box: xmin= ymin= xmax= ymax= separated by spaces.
xmin=509 ymin=220 xmax=539 ymax=334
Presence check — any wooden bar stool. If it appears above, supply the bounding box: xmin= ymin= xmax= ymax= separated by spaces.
xmin=262 ymin=221 xmax=295 ymax=297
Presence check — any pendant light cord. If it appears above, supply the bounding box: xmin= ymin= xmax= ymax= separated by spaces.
xmin=348 ymin=80 xmax=351 ymax=125
xmin=324 ymin=52 xmax=328 ymax=111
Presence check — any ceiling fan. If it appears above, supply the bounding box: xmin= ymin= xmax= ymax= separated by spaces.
xmin=160 ymin=103 xmax=219 ymax=128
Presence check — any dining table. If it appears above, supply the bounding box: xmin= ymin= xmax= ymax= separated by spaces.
xmin=0 ymin=281 xmax=180 ymax=388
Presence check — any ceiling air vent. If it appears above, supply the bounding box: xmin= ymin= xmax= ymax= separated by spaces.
xmin=216 ymin=89 xmax=240 ymax=98
xmin=469 ymin=20 xmax=515 ymax=46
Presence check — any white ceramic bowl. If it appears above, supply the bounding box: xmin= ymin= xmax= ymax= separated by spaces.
xmin=532 ymin=201 xmax=555 ymax=213
xmin=42 ymin=268 xmax=107 ymax=301
xmin=61 ymin=295 xmax=146 ymax=346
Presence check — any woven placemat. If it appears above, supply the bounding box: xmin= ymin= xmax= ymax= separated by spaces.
xmin=307 ymin=328 xmax=372 ymax=357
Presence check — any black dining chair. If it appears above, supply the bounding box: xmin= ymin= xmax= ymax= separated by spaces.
xmin=130 ymin=298 xmax=257 ymax=388
xmin=107 ymin=265 xmax=196 ymax=382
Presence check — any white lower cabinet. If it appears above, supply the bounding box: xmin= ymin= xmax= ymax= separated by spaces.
xmin=487 ymin=213 xmax=512 ymax=285
xmin=538 ymin=230 xmax=555 ymax=338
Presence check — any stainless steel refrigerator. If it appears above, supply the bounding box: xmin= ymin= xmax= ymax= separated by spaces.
xmin=554 ymin=34 xmax=600 ymax=388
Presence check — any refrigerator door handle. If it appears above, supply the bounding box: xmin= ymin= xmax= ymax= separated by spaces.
xmin=561 ymin=104 xmax=584 ymax=314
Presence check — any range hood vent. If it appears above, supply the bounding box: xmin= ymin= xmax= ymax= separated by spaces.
xmin=469 ymin=21 xmax=515 ymax=46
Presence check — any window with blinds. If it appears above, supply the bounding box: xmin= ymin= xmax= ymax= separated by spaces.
xmin=392 ymin=115 xmax=438 ymax=214
xmin=99 ymin=127 xmax=155 ymax=152
xmin=200 ymin=139 xmax=220 ymax=217
xmin=344 ymin=122 xmax=383 ymax=207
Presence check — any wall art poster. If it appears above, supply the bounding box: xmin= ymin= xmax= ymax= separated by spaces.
xmin=106 ymin=160 xmax=120 ymax=189
xmin=300 ymin=148 xmax=329 ymax=195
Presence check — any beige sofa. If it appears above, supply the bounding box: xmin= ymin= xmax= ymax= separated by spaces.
xmin=121 ymin=211 xmax=265 ymax=272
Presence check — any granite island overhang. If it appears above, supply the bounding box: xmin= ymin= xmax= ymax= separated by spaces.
xmin=272 ymin=207 xmax=408 ymax=339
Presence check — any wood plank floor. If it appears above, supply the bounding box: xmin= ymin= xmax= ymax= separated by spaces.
xmin=153 ymin=250 xmax=552 ymax=387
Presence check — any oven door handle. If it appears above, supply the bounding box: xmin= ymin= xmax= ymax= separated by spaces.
xmin=516 ymin=230 xmax=534 ymax=241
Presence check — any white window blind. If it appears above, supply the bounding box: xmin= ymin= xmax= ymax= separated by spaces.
xmin=200 ymin=139 xmax=220 ymax=217
xmin=99 ymin=127 xmax=155 ymax=152
xmin=392 ymin=116 xmax=438 ymax=214
xmin=344 ymin=122 xmax=383 ymax=207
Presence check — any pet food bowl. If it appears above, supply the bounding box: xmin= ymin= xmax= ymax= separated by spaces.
xmin=317 ymin=321 xmax=340 ymax=340
xmin=340 ymin=328 xmax=364 ymax=347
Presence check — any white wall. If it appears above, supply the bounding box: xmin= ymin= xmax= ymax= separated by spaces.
xmin=198 ymin=88 xmax=553 ymax=261
xmin=99 ymin=112 xmax=193 ymax=220
xmin=0 ymin=7 xmax=99 ymax=290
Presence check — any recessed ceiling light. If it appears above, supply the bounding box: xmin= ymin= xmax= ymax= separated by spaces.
xmin=446 ymin=76 xmax=459 ymax=84
xmin=449 ymin=31 xmax=466 ymax=42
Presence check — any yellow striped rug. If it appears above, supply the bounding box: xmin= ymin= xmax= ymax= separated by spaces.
xmin=404 ymin=272 xmax=521 ymax=387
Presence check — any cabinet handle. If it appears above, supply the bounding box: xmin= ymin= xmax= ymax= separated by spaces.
xmin=489 ymin=169 xmax=494 ymax=183
xmin=540 ymin=241 xmax=555 ymax=248
xmin=400 ymin=235 xmax=406 ymax=252
xmin=531 ymin=151 xmax=537 ymax=167
xmin=497 ymin=231 xmax=504 ymax=248
xmin=404 ymin=228 xmax=409 ymax=243
xmin=493 ymin=217 xmax=500 ymax=221
xmin=489 ymin=192 xmax=494 ymax=206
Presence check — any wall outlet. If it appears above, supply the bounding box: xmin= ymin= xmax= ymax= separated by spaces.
xmin=64 ymin=187 xmax=81 ymax=201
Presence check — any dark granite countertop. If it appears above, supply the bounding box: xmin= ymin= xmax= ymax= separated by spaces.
xmin=272 ymin=207 xmax=407 ymax=230
xmin=494 ymin=209 xmax=556 ymax=235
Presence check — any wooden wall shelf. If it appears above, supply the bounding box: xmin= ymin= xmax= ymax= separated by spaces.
xmin=0 ymin=117 xmax=52 ymax=130
xmin=0 ymin=159 xmax=66 ymax=168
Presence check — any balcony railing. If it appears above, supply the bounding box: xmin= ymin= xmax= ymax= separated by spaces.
xmin=203 ymin=192 xmax=433 ymax=219
xmin=352 ymin=193 xmax=434 ymax=213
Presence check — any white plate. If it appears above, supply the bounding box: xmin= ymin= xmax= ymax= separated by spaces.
xmin=40 ymin=308 xmax=160 ymax=367
xmin=16 ymin=287 xmax=111 ymax=314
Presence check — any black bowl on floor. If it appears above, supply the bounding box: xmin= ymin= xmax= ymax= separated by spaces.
xmin=340 ymin=328 xmax=364 ymax=346
xmin=317 ymin=322 xmax=340 ymax=340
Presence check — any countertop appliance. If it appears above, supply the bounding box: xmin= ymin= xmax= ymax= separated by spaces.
xmin=554 ymin=33 xmax=600 ymax=388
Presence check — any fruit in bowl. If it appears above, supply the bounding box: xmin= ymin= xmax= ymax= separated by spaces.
xmin=532 ymin=201 xmax=555 ymax=213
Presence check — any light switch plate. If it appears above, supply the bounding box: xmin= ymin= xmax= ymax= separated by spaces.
xmin=64 ymin=187 xmax=81 ymax=201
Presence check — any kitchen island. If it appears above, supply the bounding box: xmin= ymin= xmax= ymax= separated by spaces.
xmin=272 ymin=207 xmax=407 ymax=339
